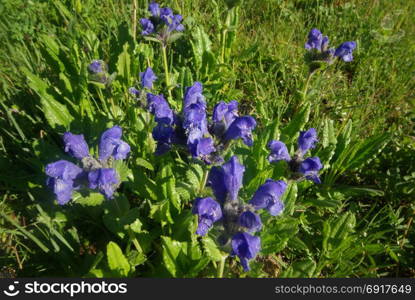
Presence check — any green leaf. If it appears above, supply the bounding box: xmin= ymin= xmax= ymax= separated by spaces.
xmin=22 ymin=68 xmax=74 ymax=129
xmin=113 ymin=159 xmax=131 ymax=182
xmin=135 ymin=158 xmax=154 ymax=171
xmin=73 ymin=192 xmax=105 ymax=207
xmin=161 ymin=236 xmax=185 ymax=277
xmin=143 ymin=36 xmax=162 ymax=44
xmin=106 ymin=241 xmax=130 ymax=277
xmin=159 ymin=164 xmax=181 ymax=211
xmin=345 ymin=133 xmax=390 ymax=170
xmin=280 ymin=258 xmax=317 ymax=278
xmin=281 ymin=182 xmax=297 ymax=216
xmin=103 ymin=207 xmax=141 ymax=239
xmin=261 ymin=218 xmax=299 ymax=255
xmin=116 ymin=43 xmax=131 ymax=84
xmin=127 ymin=250 xmax=147 ymax=267
xmin=191 ymin=26 xmax=212 ymax=69
xmin=202 ymin=237 xmax=226 ymax=262
xmin=280 ymin=103 xmax=310 ymax=143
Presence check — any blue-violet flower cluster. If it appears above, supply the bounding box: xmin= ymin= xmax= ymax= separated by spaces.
xmin=268 ymin=128 xmax=323 ymax=184
xmin=305 ymin=28 xmax=356 ymax=63
xmin=145 ymin=81 xmax=256 ymax=164
xmin=140 ymin=1 xmax=184 ymax=42
xmin=192 ymin=156 xmax=287 ymax=271
xmin=45 ymin=126 xmax=130 ymax=204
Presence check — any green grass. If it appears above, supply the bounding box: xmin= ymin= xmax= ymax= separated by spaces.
xmin=0 ymin=0 xmax=414 ymax=277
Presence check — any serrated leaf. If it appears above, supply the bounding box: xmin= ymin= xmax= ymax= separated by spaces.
xmin=280 ymin=103 xmax=310 ymax=143
xmin=261 ymin=218 xmax=299 ymax=255
xmin=281 ymin=182 xmax=297 ymax=216
xmin=22 ymin=68 xmax=74 ymax=129
xmin=203 ymin=237 xmax=226 ymax=262
xmin=280 ymin=258 xmax=316 ymax=278
xmin=161 ymin=236 xmax=186 ymax=277
xmin=191 ymin=26 xmax=212 ymax=69
xmin=135 ymin=158 xmax=154 ymax=171
xmin=113 ymin=159 xmax=131 ymax=182
xmin=160 ymin=164 xmax=181 ymax=211
xmin=73 ymin=192 xmax=105 ymax=207
xmin=127 ymin=250 xmax=147 ymax=267
xmin=103 ymin=207 xmax=140 ymax=239
xmin=116 ymin=43 xmax=131 ymax=84
xmin=106 ymin=241 xmax=130 ymax=277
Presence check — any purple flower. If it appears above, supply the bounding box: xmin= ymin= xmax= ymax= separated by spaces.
xmin=45 ymin=160 xmax=83 ymax=182
xmin=212 ymin=100 xmax=239 ymax=137
xmin=213 ymin=100 xmax=239 ymax=125
xmin=183 ymin=103 xmax=208 ymax=134
xmin=152 ymin=124 xmax=175 ymax=155
xmin=63 ymin=132 xmax=90 ymax=160
xmin=267 ymin=140 xmax=291 ymax=163
xmin=298 ymin=128 xmax=318 ymax=155
xmin=183 ymin=82 xmax=206 ymax=110
xmin=334 ymin=41 xmax=356 ymax=62
xmin=99 ymin=126 xmax=131 ymax=161
xmin=129 ymin=87 xmax=140 ymax=97
xmin=163 ymin=14 xmax=185 ymax=32
xmin=188 ymin=137 xmax=216 ymax=159
xmin=140 ymin=18 xmax=155 ymax=36
xmin=225 ymin=116 xmax=257 ymax=146
xmin=299 ymin=157 xmax=323 ymax=184
xmin=45 ymin=160 xmax=83 ymax=205
xmin=239 ymin=211 xmax=262 ymax=233
xmin=231 ymin=232 xmax=261 ymax=271
xmin=192 ymin=197 xmax=222 ymax=236
xmin=140 ymin=67 xmax=157 ymax=89
xmin=207 ymin=167 xmax=227 ymax=203
xmin=88 ymin=168 xmax=119 ymax=199
xmin=305 ymin=28 xmax=329 ymax=52
xmin=160 ymin=7 xmax=173 ymax=19
xmin=148 ymin=2 xmax=160 ymax=17
xmin=250 ymin=179 xmax=286 ymax=216
xmin=88 ymin=60 xmax=105 ymax=74
xmin=208 ymin=156 xmax=245 ymax=203
xmin=147 ymin=93 xmax=174 ymax=125
xmin=222 ymin=156 xmax=245 ymax=202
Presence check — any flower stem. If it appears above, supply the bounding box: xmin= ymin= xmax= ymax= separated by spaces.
xmin=161 ymin=44 xmax=173 ymax=101
xmin=132 ymin=0 xmax=137 ymax=42
xmin=198 ymin=168 xmax=209 ymax=195
xmin=302 ymin=69 xmax=320 ymax=102
xmin=217 ymin=256 xmax=226 ymax=278
xmin=220 ymin=30 xmax=227 ymax=64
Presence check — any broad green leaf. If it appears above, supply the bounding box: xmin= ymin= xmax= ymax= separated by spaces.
xmin=73 ymin=192 xmax=105 ymax=207
xmin=135 ymin=158 xmax=154 ymax=171
xmin=280 ymin=258 xmax=317 ymax=278
xmin=282 ymin=182 xmax=298 ymax=216
xmin=159 ymin=164 xmax=181 ymax=211
xmin=345 ymin=133 xmax=390 ymax=171
xmin=113 ymin=159 xmax=132 ymax=182
xmin=261 ymin=218 xmax=299 ymax=255
xmin=280 ymin=103 xmax=310 ymax=143
xmin=127 ymin=250 xmax=147 ymax=267
xmin=22 ymin=68 xmax=74 ymax=129
xmin=103 ymin=207 xmax=140 ymax=239
xmin=203 ymin=237 xmax=226 ymax=262
xmin=106 ymin=241 xmax=130 ymax=277
xmin=161 ymin=236 xmax=185 ymax=277
xmin=116 ymin=43 xmax=131 ymax=84
xmin=191 ymin=26 xmax=212 ymax=69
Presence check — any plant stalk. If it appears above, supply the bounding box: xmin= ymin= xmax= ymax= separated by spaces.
xmin=217 ymin=256 xmax=226 ymax=278
xmin=161 ymin=44 xmax=173 ymax=101
xmin=198 ymin=168 xmax=209 ymax=195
